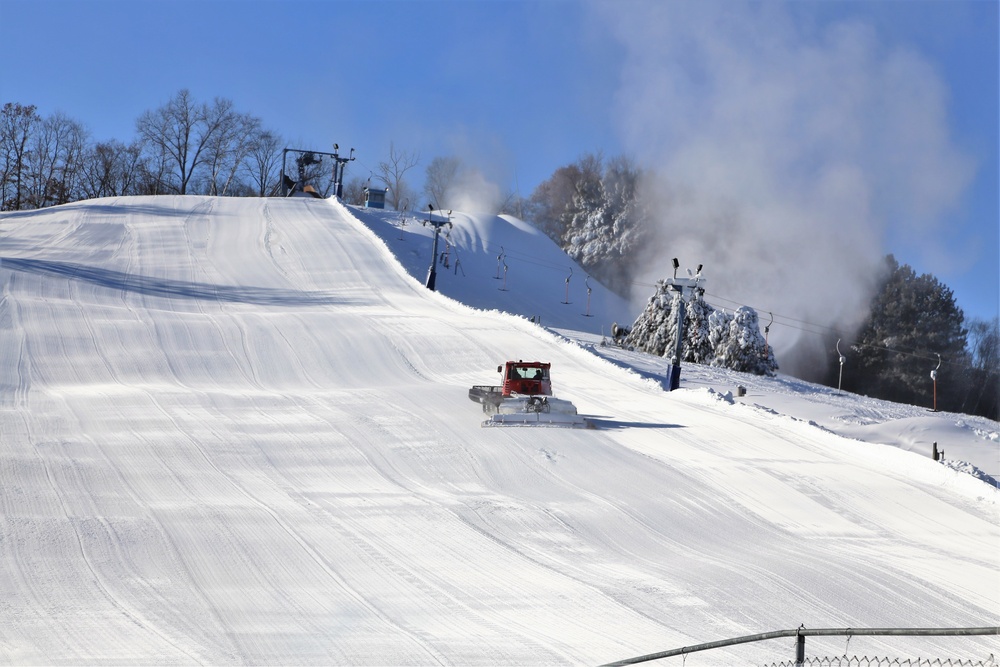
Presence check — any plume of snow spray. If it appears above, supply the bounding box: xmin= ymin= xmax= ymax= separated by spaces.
xmin=598 ymin=1 xmax=974 ymax=379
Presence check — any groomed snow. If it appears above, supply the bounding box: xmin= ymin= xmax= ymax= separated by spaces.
xmin=0 ymin=195 xmax=997 ymax=665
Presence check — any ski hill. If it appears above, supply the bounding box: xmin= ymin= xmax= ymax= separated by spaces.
xmin=0 ymin=195 xmax=997 ymax=665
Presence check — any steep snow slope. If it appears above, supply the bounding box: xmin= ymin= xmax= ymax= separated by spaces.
xmin=0 ymin=196 xmax=996 ymax=665
xmin=348 ymin=204 xmax=635 ymax=334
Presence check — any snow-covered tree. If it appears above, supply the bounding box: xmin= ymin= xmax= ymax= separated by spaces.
xmin=561 ymin=155 xmax=650 ymax=296
xmin=626 ymin=280 xmax=677 ymax=358
xmin=684 ymin=296 xmax=715 ymax=364
xmin=626 ymin=281 xmax=778 ymax=375
xmin=712 ymin=306 xmax=778 ymax=375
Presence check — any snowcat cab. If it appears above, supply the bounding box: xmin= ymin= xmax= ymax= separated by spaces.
xmin=501 ymin=361 xmax=551 ymax=398
xmin=468 ymin=360 xmax=593 ymax=428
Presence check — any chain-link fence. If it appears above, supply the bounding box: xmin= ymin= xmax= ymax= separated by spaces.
xmin=765 ymin=656 xmax=996 ymax=667
xmin=601 ymin=627 xmax=1000 ymax=667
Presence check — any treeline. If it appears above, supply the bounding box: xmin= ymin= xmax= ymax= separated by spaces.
xmin=1 ymin=92 xmax=290 ymax=209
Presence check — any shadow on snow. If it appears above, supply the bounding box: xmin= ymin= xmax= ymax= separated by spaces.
xmin=1 ymin=257 xmax=355 ymax=307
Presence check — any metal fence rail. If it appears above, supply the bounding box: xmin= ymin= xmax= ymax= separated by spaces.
xmin=600 ymin=626 xmax=1000 ymax=667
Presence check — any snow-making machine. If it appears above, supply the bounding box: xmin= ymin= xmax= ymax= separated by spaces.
xmin=468 ymin=361 xmax=593 ymax=428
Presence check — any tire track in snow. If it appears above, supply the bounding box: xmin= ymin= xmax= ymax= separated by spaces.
xmin=307 ymin=403 xmax=624 ymax=663
xmin=42 ymin=391 xmax=242 ymax=663
xmin=438 ymin=415 xmax=840 ymax=649
xmin=227 ymin=395 xmax=455 ymax=664
xmin=29 ymin=429 xmax=207 ymax=663
xmin=256 ymin=394 xmax=578 ymax=663
xmin=0 ymin=288 xmax=30 ymax=409
xmin=137 ymin=391 xmax=451 ymax=665
xmin=590 ymin=398 xmax=997 ymax=635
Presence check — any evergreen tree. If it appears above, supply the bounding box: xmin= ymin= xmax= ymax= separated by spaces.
xmin=713 ymin=306 xmax=778 ymax=375
xmin=848 ymin=255 xmax=968 ymax=407
xmin=685 ymin=296 xmax=715 ymax=364
xmin=627 ymin=280 xmax=676 ymax=358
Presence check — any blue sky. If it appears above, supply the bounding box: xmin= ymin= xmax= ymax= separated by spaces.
xmin=1 ymin=0 xmax=997 ymax=330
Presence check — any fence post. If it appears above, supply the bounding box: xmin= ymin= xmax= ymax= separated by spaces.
xmin=795 ymin=626 xmax=805 ymax=667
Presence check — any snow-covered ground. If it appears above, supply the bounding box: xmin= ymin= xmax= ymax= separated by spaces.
xmin=352 ymin=202 xmax=1000 ymax=486
xmin=0 ymin=195 xmax=997 ymax=665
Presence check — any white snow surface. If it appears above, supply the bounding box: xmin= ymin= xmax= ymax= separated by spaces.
xmin=0 ymin=195 xmax=997 ymax=665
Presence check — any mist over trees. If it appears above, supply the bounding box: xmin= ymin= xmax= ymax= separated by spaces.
xmin=836 ymin=255 xmax=996 ymax=419
xmin=527 ymin=154 xmax=992 ymax=419
xmin=424 ymin=156 xmax=461 ymax=210
xmin=421 ymin=155 xmax=519 ymax=215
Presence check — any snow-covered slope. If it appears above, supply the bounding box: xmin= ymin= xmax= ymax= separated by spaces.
xmin=0 ymin=196 xmax=997 ymax=665
xmin=347 ymin=204 xmax=635 ymax=334
xmin=348 ymin=202 xmax=999 ymax=483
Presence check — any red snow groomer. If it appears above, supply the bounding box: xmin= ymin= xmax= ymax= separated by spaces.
xmin=468 ymin=361 xmax=593 ymax=428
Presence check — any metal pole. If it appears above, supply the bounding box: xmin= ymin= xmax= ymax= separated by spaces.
xmin=836 ymin=339 xmax=845 ymax=395
xmin=669 ymin=288 xmax=685 ymax=391
xmin=280 ymin=149 xmax=288 ymax=196
xmin=426 ymin=225 xmax=440 ymax=291
xmin=931 ymin=354 xmax=941 ymax=412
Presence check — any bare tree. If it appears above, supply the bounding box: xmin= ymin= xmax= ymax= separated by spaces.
xmin=343 ymin=176 xmax=366 ymax=206
xmin=202 ymin=103 xmax=259 ymax=196
xmin=496 ymin=189 xmax=520 ymax=216
xmin=423 ymin=155 xmax=461 ymax=209
xmin=243 ymin=128 xmax=283 ymax=196
xmin=79 ymin=139 xmax=144 ymax=199
xmin=376 ymin=141 xmax=419 ymax=210
xmin=26 ymin=112 xmax=87 ymax=207
xmin=1 ymin=102 xmax=40 ymax=210
xmin=134 ymin=137 xmax=174 ymax=195
xmin=136 ymin=89 xmax=236 ymax=195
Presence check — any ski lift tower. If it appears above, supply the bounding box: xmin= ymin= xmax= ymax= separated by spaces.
xmin=280 ymin=145 xmax=355 ymax=197
xmin=331 ymin=144 xmax=355 ymax=199
xmin=423 ymin=205 xmax=452 ymax=291
xmin=664 ymin=258 xmax=706 ymax=391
